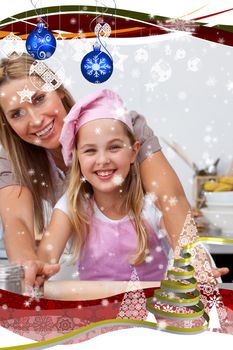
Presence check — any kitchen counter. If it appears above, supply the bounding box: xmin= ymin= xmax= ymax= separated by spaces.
xmin=198 ymin=228 xmax=233 ymax=254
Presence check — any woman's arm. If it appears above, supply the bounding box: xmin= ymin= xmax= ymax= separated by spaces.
xmin=140 ymin=150 xmax=190 ymax=249
xmin=0 ymin=187 xmax=64 ymax=288
xmin=0 ymin=185 xmax=37 ymax=262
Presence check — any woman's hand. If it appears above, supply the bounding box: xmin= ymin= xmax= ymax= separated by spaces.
xmin=23 ymin=260 xmax=60 ymax=294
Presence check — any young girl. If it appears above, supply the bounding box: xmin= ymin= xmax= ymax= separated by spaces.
xmin=37 ymin=89 xmax=170 ymax=281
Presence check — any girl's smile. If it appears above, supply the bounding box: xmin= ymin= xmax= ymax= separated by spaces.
xmin=95 ymin=169 xmax=117 ymax=180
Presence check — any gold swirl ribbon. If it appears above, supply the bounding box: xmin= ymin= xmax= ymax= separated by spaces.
xmin=146 ymin=236 xmax=233 ymax=334
xmin=1 ymin=236 xmax=233 ymax=349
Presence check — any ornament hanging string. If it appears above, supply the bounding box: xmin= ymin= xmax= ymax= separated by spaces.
xmin=89 ymin=0 xmax=117 ymax=60
xmin=30 ymin=0 xmax=47 ymax=26
xmin=96 ymin=27 xmax=113 ymax=61
xmin=89 ymin=0 xmax=109 ymax=34
xmin=80 ymin=0 xmax=114 ymax=84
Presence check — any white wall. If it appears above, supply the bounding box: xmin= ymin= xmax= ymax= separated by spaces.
xmin=53 ymin=34 xmax=233 ymax=204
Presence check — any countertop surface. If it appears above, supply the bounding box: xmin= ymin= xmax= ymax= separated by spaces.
xmin=199 ymin=228 xmax=233 ymax=254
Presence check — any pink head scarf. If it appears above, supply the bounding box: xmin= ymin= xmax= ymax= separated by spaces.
xmin=59 ymin=89 xmax=133 ymax=166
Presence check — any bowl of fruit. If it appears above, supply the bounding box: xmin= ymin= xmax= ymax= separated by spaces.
xmin=203 ymin=176 xmax=233 ymax=208
xmin=201 ymin=176 xmax=233 ymax=235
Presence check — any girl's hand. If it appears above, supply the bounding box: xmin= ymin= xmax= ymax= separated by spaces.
xmin=23 ymin=260 xmax=60 ymax=294
xmin=212 ymin=267 xmax=229 ymax=279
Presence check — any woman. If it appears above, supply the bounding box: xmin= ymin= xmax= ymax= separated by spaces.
xmin=0 ymin=54 xmax=227 ymax=291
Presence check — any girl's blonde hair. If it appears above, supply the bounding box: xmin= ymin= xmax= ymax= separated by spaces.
xmin=0 ymin=53 xmax=75 ymax=234
xmin=67 ymin=123 xmax=148 ymax=265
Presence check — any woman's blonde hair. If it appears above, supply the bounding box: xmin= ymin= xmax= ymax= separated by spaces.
xmin=0 ymin=53 xmax=75 ymax=234
xmin=67 ymin=122 xmax=148 ymax=265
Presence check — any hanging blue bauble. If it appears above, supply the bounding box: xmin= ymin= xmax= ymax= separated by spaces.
xmin=26 ymin=22 xmax=56 ymax=60
xmin=81 ymin=44 xmax=113 ymax=84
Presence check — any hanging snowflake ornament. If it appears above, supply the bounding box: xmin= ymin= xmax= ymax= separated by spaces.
xmin=0 ymin=32 xmax=24 ymax=59
xmin=94 ymin=23 xmax=112 ymax=37
xmin=81 ymin=43 xmax=113 ymax=84
xmin=26 ymin=22 xmax=57 ymax=60
xmin=29 ymin=57 xmax=65 ymax=92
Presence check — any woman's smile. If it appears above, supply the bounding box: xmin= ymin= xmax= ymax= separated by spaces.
xmin=32 ymin=119 xmax=55 ymax=139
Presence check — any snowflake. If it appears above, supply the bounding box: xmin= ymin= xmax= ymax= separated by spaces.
xmin=164 ymin=19 xmax=197 ymax=33
xmin=80 ymin=176 xmax=86 ymax=183
xmin=145 ymin=255 xmax=153 ymax=263
xmin=145 ymin=192 xmax=157 ymax=204
xmin=207 ymin=295 xmax=223 ymax=308
xmin=70 ymin=18 xmax=77 ymax=25
xmin=148 ymin=13 xmax=157 ymax=19
xmin=157 ymin=320 xmax=167 ymax=330
xmin=64 ymin=76 xmax=74 ymax=87
xmin=134 ymin=48 xmax=148 ymax=63
xmin=114 ymin=105 xmax=128 ymax=119
xmin=101 ymin=299 xmax=109 ymax=306
xmin=32 ymin=316 xmax=54 ymax=334
xmin=227 ymin=81 xmax=233 ymax=92
xmin=218 ymin=37 xmax=225 ymax=44
xmin=202 ymin=283 xmax=215 ymax=296
xmin=187 ymin=57 xmax=201 ymax=72
xmin=174 ymin=49 xmax=186 ymax=60
xmin=162 ymin=304 xmax=175 ymax=312
xmin=184 ymin=320 xmax=193 ymax=328
xmin=144 ymin=82 xmax=157 ymax=92
xmin=84 ymin=56 xmax=112 ymax=79
xmin=34 ymin=137 xmax=41 ymax=145
xmin=95 ymin=127 xmax=102 ymax=134
xmin=112 ymin=174 xmax=124 ymax=186
xmin=46 ymin=244 xmax=53 ymax=251
xmin=55 ymin=315 xmax=75 ymax=334
xmin=111 ymin=47 xmax=128 ymax=71
xmin=145 ymin=150 xmax=153 ymax=159
xmin=206 ymin=77 xmax=217 ymax=87
xmin=177 ymin=91 xmax=187 ymax=100
xmin=168 ymin=196 xmax=178 ymax=206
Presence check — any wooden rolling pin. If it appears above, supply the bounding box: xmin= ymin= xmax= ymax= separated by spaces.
xmin=44 ymin=280 xmax=160 ymax=300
